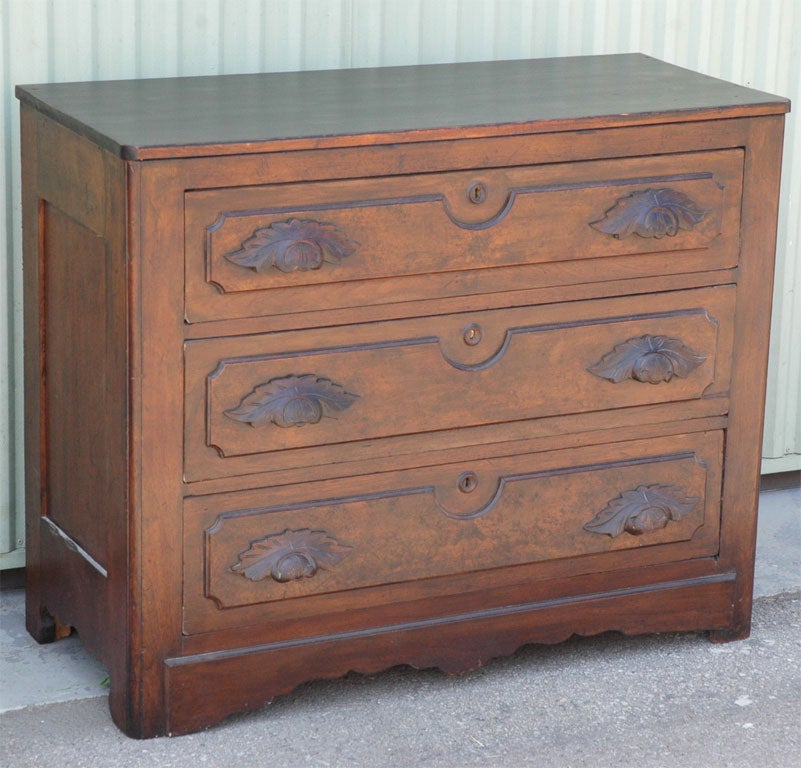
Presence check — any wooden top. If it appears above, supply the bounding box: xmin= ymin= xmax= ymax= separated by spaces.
xmin=17 ymin=54 xmax=789 ymax=160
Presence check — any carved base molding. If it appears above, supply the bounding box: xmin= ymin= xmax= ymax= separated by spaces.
xmin=165 ymin=572 xmax=736 ymax=735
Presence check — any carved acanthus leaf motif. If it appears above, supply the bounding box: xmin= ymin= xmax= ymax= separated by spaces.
xmin=583 ymin=484 xmax=700 ymax=538
xmin=232 ymin=529 xmax=353 ymax=583
xmin=224 ymin=374 xmax=358 ymax=428
xmin=590 ymin=188 xmax=709 ymax=239
xmin=588 ymin=334 xmax=706 ymax=384
xmin=224 ymin=218 xmax=358 ymax=273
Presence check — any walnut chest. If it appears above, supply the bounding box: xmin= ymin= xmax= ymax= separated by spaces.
xmin=17 ymin=54 xmax=789 ymax=737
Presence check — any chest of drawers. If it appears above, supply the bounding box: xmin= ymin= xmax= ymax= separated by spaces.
xmin=18 ymin=54 xmax=788 ymax=737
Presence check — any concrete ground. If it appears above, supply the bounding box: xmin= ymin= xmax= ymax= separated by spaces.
xmin=1 ymin=483 xmax=799 ymax=767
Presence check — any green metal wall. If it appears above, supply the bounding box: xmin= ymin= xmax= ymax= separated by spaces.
xmin=2 ymin=0 xmax=798 ymax=568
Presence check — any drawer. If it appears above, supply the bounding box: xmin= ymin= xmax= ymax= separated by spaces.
xmin=184 ymin=149 xmax=743 ymax=323
xmin=183 ymin=430 xmax=723 ymax=635
xmin=184 ymin=286 xmax=735 ymax=483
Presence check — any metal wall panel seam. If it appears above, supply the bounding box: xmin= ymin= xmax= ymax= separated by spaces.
xmin=1 ymin=0 xmax=799 ymax=569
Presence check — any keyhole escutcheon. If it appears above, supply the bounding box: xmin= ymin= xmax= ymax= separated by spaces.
xmin=458 ymin=471 xmax=478 ymax=493
xmin=468 ymin=182 xmax=487 ymax=204
xmin=463 ymin=323 xmax=483 ymax=346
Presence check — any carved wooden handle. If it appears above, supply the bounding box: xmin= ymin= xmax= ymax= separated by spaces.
xmin=583 ymin=484 xmax=700 ymax=538
xmin=590 ymin=188 xmax=709 ymax=239
xmin=224 ymin=218 xmax=358 ymax=273
xmin=232 ymin=529 xmax=353 ymax=583
xmin=224 ymin=374 xmax=358 ymax=428
xmin=587 ymin=334 xmax=706 ymax=384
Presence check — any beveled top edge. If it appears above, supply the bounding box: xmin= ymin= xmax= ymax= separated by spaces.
xmin=17 ymin=54 xmax=790 ymax=160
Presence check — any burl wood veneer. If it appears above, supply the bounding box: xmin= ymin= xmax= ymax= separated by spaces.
xmin=17 ymin=55 xmax=788 ymax=737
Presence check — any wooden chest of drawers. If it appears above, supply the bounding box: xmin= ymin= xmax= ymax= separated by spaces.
xmin=18 ymin=55 xmax=788 ymax=737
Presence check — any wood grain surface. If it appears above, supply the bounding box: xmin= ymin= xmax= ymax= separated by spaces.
xmin=16 ymin=54 xmax=788 ymax=159
xmin=19 ymin=56 xmax=787 ymax=737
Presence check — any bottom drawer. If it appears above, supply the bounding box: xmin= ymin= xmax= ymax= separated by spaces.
xmin=183 ymin=430 xmax=723 ymax=635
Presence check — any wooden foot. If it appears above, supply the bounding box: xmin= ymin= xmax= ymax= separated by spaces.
xmin=709 ymin=624 xmax=751 ymax=644
xmin=26 ymin=605 xmax=57 ymax=644
xmin=54 ymin=616 xmax=74 ymax=639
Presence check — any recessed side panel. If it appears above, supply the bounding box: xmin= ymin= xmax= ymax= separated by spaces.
xmin=22 ymin=107 xmax=130 ymax=725
xmin=42 ymin=202 xmax=119 ymax=570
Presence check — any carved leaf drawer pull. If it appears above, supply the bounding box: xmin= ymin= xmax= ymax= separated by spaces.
xmin=588 ymin=334 xmax=706 ymax=384
xmin=224 ymin=218 xmax=358 ymax=273
xmin=224 ymin=374 xmax=359 ymax=428
xmin=232 ymin=529 xmax=353 ymax=583
xmin=583 ymin=484 xmax=700 ymax=538
xmin=590 ymin=188 xmax=709 ymax=239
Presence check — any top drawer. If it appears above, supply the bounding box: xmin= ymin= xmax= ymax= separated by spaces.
xmin=184 ymin=149 xmax=743 ymax=323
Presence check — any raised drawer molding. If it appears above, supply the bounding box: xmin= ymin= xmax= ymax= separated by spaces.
xmin=17 ymin=55 xmax=788 ymax=738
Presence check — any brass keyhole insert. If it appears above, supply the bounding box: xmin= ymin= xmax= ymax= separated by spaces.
xmin=463 ymin=323 xmax=483 ymax=346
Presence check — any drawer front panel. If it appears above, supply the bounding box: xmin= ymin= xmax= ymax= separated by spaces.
xmin=183 ymin=431 xmax=723 ymax=635
xmin=185 ymin=150 xmax=743 ymax=322
xmin=184 ymin=286 xmax=735 ymax=482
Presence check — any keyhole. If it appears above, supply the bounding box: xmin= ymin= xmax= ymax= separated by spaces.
xmin=458 ymin=471 xmax=478 ymax=493
xmin=468 ymin=182 xmax=487 ymax=204
xmin=463 ymin=323 xmax=483 ymax=346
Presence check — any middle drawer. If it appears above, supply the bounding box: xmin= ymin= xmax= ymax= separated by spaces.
xmin=184 ymin=285 xmax=734 ymax=483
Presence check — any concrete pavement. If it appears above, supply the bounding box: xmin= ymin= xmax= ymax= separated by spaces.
xmin=1 ymin=484 xmax=798 ymax=767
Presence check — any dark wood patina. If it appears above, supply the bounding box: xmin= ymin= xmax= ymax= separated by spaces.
xmin=18 ymin=54 xmax=788 ymax=737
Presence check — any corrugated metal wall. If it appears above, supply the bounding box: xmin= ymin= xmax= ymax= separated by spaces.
xmin=1 ymin=0 xmax=799 ymax=567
